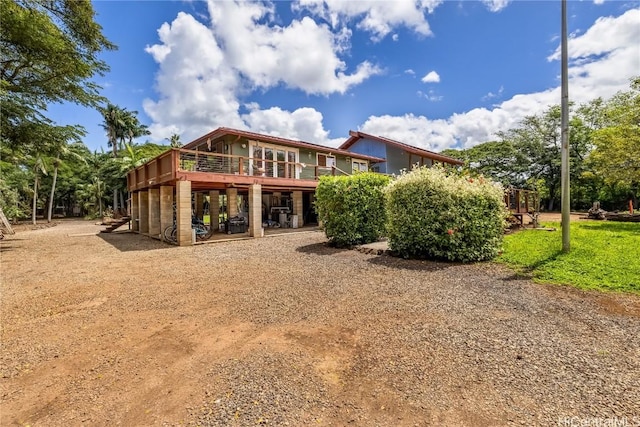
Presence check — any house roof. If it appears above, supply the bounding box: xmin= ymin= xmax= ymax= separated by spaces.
xmin=339 ymin=130 xmax=464 ymax=166
xmin=183 ymin=127 xmax=386 ymax=163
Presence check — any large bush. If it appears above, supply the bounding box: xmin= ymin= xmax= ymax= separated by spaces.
xmin=385 ymin=167 xmax=507 ymax=261
xmin=315 ymin=172 xmax=391 ymax=247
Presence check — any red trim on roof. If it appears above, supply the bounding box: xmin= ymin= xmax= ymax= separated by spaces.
xmin=183 ymin=127 xmax=386 ymax=163
xmin=339 ymin=130 xmax=463 ymax=166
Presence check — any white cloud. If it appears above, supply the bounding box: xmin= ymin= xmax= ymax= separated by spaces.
xmin=421 ymin=70 xmax=440 ymax=83
xmin=143 ymin=12 xmax=244 ymax=140
xmin=293 ymin=0 xmax=443 ymax=41
xmin=358 ymin=9 xmax=639 ymax=151
xmin=207 ymin=1 xmax=382 ymax=95
xmin=143 ymin=2 xmax=381 ymax=142
xmin=482 ymin=85 xmax=504 ymax=101
xmin=242 ymin=103 xmax=344 ymax=146
xmin=594 ymin=0 xmax=605 ymax=4
xmin=405 ymin=69 xmax=416 ymax=76
xmin=417 ymin=90 xmax=443 ymax=102
xmin=392 ymin=33 xmax=399 ymax=41
xmin=482 ymin=0 xmax=511 ymax=12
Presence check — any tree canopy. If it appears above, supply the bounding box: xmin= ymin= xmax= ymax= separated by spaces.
xmin=444 ymin=77 xmax=639 ymax=211
xmin=1 ymin=0 xmax=116 ymax=132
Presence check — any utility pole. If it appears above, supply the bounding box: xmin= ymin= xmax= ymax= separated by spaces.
xmin=560 ymin=0 xmax=570 ymax=252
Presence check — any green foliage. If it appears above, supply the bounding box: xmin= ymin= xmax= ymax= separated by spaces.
xmin=443 ymin=77 xmax=640 ymax=212
xmin=499 ymin=221 xmax=639 ymax=293
xmin=315 ymin=172 xmax=391 ymax=247
xmin=441 ymin=140 xmax=527 ymax=187
xmin=589 ymin=77 xmax=640 ymax=209
xmin=1 ymin=0 xmax=115 ymax=133
xmin=100 ymin=104 xmax=151 ymax=156
xmin=385 ymin=167 xmax=507 ymax=262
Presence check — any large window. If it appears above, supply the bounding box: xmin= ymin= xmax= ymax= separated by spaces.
xmin=250 ymin=141 xmax=299 ymax=178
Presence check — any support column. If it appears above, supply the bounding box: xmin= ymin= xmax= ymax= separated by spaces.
xmin=249 ymin=184 xmax=263 ymax=237
xmin=176 ymin=180 xmax=192 ymax=246
xmin=148 ymin=188 xmax=160 ymax=238
xmin=293 ymin=190 xmax=303 ymax=227
xmin=209 ymin=190 xmax=220 ymax=231
xmin=195 ymin=192 xmax=204 ymax=220
xmin=160 ymin=186 xmax=173 ymax=240
xmin=227 ymin=188 xmax=238 ymax=218
xmin=131 ymin=192 xmax=139 ymax=232
xmin=138 ymin=190 xmax=149 ymax=234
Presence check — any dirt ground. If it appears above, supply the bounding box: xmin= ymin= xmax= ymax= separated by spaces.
xmin=1 ymin=219 xmax=638 ymax=426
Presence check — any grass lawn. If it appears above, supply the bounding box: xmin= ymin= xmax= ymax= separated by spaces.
xmin=498 ymin=221 xmax=640 ymax=293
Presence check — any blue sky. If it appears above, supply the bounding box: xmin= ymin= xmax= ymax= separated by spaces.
xmin=47 ymin=0 xmax=640 ymax=153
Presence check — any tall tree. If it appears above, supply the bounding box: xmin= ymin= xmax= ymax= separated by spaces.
xmin=47 ymin=140 xmax=86 ymax=222
xmin=1 ymin=0 xmax=116 ymax=132
xmin=590 ymin=77 xmax=640 ymax=209
xmin=441 ymin=140 xmax=528 ymax=187
xmin=99 ymin=104 xmax=150 ymax=214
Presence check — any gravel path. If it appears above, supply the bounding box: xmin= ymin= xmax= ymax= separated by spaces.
xmin=1 ymin=220 xmax=639 ymax=426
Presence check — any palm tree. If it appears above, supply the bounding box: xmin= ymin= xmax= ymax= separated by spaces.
xmin=30 ymin=153 xmax=48 ymax=225
xmin=100 ymin=104 xmax=151 ymax=215
xmin=47 ymin=141 xmax=87 ymax=222
xmin=101 ymin=104 xmax=125 ymax=157
xmin=167 ymin=133 xmax=182 ymax=148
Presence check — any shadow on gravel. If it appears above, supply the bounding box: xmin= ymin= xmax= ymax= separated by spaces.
xmin=98 ymin=232 xmax=169 ymax=252
xmin=367 ymin=254 xmax=456 ymax=271
xmin=296 ymin=242 xmax=351 ymax=256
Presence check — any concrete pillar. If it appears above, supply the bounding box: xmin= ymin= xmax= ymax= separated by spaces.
xmin=160 ymin=186 xmax=173 ymax=240
xmin=148 ymin=188 xmax=160 ymax=238
xmin=227 ymin=188 xmax=238 ymax=218
xmin=209 ymin=190 xmax=220 ymax=231
xmin=249 ymin=184 xmax=263 ymax=237
xmin=138 ymin=190 xmax=149 ymax=233
xmin=195 ymin=192 xmax=204 ymax=220
xmin=293 ymin=190 xmax=303 ymax=227
xmin=131 ymin=192 xmax=139 ymax=232
xmin=176 ymin=180 xmax=192 ymax=246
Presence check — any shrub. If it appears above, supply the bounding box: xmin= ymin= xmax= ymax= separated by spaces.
xmin=315 ymin=172 xmax=391 ymax=247
xmin=385 ymin=167 xmax=507 ymax=261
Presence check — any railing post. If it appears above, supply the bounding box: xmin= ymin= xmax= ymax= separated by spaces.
xmin=239 ymin=157 xmax=244 ymax=175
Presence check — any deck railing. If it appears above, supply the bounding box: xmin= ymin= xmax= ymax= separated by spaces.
xmin=128 ymin=149 xmax=352 ymax=191
xmin=178 ymin=149 xmax=349 ymax=180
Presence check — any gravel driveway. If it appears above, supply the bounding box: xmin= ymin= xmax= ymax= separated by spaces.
xmin=1 ymin=220 xmax=639 ymax=426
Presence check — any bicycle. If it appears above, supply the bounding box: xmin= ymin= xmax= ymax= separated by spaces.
xmin=163 ymin=216 xmax=213 ymax=243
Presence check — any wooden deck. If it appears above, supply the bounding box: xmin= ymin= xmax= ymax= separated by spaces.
xmin=127 ymin=149 xmax=350 ymax=192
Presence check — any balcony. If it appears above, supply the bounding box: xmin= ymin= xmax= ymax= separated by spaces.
xmin=127 ymin=148 xmax=351 ymax=192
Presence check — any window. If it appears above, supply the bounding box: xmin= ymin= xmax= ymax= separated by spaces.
xmin=352 ymin=160 xmax=368 ymax=173
xmin=250 ymin=142 xmax=299 ymax=178
xmin=317 ymin=153 xmax=335 ymax=168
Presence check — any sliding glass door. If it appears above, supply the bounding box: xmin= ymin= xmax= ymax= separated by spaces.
xmin=250 ymin=142 xmax=299 ymax=179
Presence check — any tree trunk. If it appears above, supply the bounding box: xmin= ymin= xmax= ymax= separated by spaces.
xmin=32 ymin=174 xmax=39 ymax=225
xmin=47 ymin=159 xmax=60 ymax=223
xmin=113 ymin=188 xmax=118 ymax=215
xmin=119 ymin=190 xmax=125 ymax=217
xmin=99 ymin=197 xmax=103 ymax=218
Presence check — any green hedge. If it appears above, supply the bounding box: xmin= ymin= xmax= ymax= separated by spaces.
xmin=315 ymin=172 xmax=391 ymax=247
xmin=385 ymin=167 xmax=507 ymax=261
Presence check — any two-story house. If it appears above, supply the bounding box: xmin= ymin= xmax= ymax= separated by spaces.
xmin=126 ymin=127 xmax=461 ymax=245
